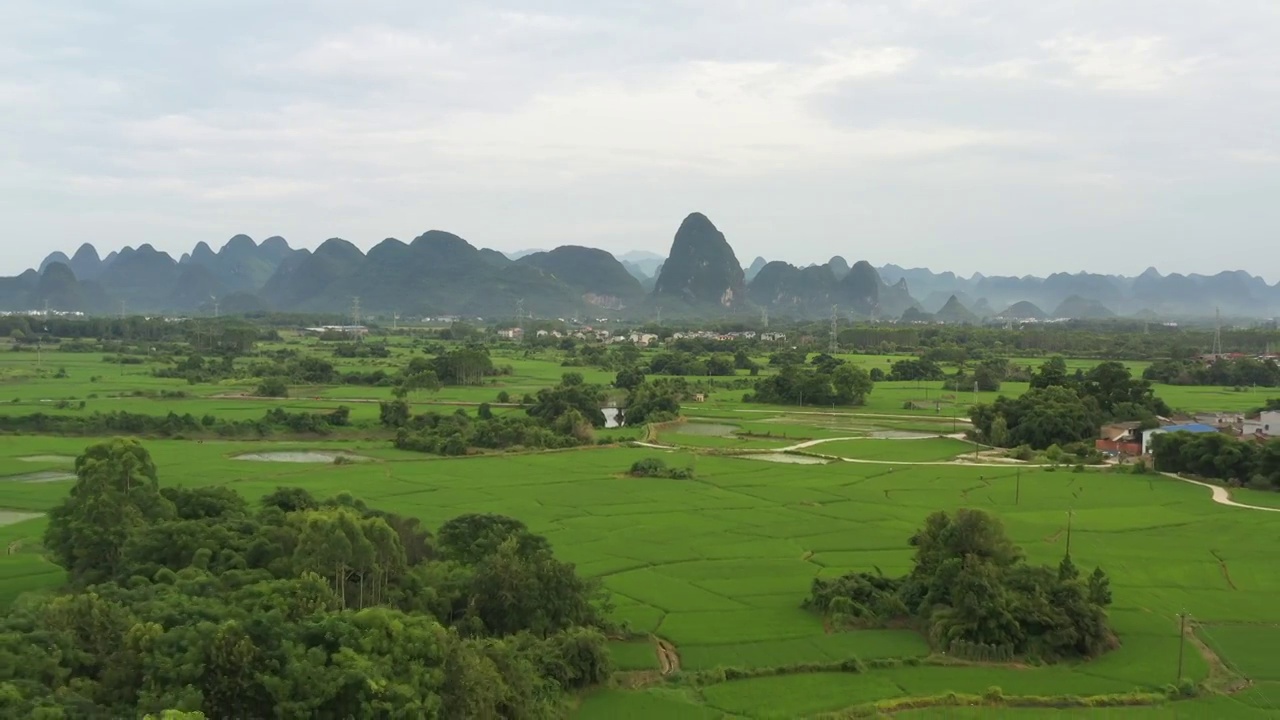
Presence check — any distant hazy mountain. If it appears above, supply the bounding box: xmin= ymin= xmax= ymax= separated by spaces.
xmin=517 ymin=246 xmax=645 ymax=309
xmin=1053 ymin=295 xmax=1115 ymax=319
xmin=934 ymin=295 xmax=978 ymax=324
xmin=999 ymin=301 xmax=1047 ymax=320
xmin=9 ymin=218 xmax=1280 ymax=319
xmin=617 ymin=250 xmax=665 ymax=278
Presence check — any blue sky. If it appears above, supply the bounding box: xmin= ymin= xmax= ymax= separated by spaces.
xmin=3 ymin=0 xmax=1278 ymax=279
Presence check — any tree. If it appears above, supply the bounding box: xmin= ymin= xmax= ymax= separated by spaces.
xmin=379 ymin=399 xmax=411 ymax=428
xmin=45 ymin=439 xmax=175 ymax=584
xmin=613 ymin=366 xmax=645 ymax=391
xmin=1030 ymin=356 xmax=1070 ymax=389
xmin=988 ymin=414 xmax=1010 ymax=448
xmin=526 ymin=378 xmax=607 ymax=428
xmin=395 ymin=369 xmax=441 ymax=399
xmin=832 ymin=364 xmax=873 ymax=405
xmin=623 ymin=380 xmax=682 ymax=425
xmin=255 ymin=377 xmax=288 ymax=398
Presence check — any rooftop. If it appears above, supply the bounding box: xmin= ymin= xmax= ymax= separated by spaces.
xmin=1156 ymin=423 xmax=1219 ymax=434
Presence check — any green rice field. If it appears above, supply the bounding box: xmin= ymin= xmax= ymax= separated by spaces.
xmin=2 ymin=338 xmax=1279 ymax=717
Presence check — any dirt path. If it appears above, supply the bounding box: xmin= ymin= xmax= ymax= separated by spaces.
xmin=777 ymin=434 xmax=971 ymax=451
xmin=654 ymin=636 xmax=681 ymax=675
xmin=1163 ymin=474 xmax=1280 ymax=513
xmin=631 ymin=441 xmax=676 ymax=450
xmin=730 ymin=409 xmax=972 ymax=425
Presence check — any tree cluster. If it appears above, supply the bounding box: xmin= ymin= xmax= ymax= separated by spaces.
xmin=390 ymin=408 xmax=592 ymax=456
xmin=0 ymin=407 xmax=353 ymax=439
xmin=805 ymin=509 xmax=1115 ymax=663
xmin=1143 ymin=357 xmax=1280 ymax=388
xmin=2 ymin=440 xmax=612 ymax=718
xmin=620 ymin=378 xmax=685 ymax=425
xmin=1152 ymin=431 xmax=1280 ymax=490
xmin=970 ymin=359 xmax=1169 ymax=450
xmin=745 ymin=354 xmax=873 ymax=407
xmin=644 ymin=351 xmax=737 ymax=377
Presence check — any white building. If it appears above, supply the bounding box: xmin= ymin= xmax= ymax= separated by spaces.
xmin=1242 ymin=411 xmax=1280 ymax=438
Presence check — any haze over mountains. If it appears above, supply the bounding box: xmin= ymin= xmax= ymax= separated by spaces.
xmin=6 ymin=213 xmax=1279 ymax=321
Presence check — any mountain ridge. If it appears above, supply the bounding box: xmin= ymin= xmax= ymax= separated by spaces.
xmin=11 ymin=220 xmax=1280 ymax=320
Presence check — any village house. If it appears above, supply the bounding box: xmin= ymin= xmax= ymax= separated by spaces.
xmin=1095 ymin=421 xmax=1143 ymax=456
xmin=1241 ymin=410 xmax=1280 ymax=439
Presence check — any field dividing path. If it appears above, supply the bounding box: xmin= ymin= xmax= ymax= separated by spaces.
xmin=730 ymin=408 xmax=972 ymax=424
xmin=777 ymin=434 xmax=970 ymax=452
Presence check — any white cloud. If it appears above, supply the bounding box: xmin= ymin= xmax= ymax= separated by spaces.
xmin=1041 ymin=34 xmax=1203 ymax=92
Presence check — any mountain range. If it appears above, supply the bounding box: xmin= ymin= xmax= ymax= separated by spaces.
xmin=6 ymin=214 xmax=1280 ymax=321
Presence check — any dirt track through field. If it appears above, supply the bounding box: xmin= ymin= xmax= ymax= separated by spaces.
xmin=654 ymin=637 xmax=681 ymax=675
xmin=1210 ymin=550 xmax=1238 ymax=590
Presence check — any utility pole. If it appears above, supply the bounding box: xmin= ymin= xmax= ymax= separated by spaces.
xmin=119 ymin=300 xmax=126 ymax=320
xmin=1176 ymin=612 xmax=1188 ymax=683
xmin=1065 ymin=509 xmax=1074 ymax=556
xmin=392 ymin=313 xmax=400 ymax=331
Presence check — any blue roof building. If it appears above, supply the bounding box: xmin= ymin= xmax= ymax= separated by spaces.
xmin=1156 ymin=423 xmax=1218 ymax=434
xmin=1142 ymin=423 xmax=1220 ymax=455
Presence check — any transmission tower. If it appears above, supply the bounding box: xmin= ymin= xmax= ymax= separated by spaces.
xmin=351 ymin=297 xmax=362 ymax=327
xmin=119 ymin=300 xmax=126 ymax=320
xmin=761 ymin=307 xmax=769 ymax=329
xmin=211 ymin=295 xmax=220 ymax=318
xmin=1212 ymin=307 xmax=1222 ymax=356
xmin=656 ymin=306 xmax=662 ymax=325
xmin=829 ymin=305 xmax=839 ymax=353
xmin=392 ymin=313 xmax=400 ymax=331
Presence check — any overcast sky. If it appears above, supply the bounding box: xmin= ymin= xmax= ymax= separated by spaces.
xmin=3 ymin=0 xmax=1278 ymax=280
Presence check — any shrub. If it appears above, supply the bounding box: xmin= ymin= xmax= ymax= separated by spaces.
xmin=256 ymin=377 xmax=289 ymax=398
xmin=497 ymin=390 xmax=511 ymax=403
xmin=629 ymin=457 xmax=667 ymax=477
xmin=628 ymin=457 xmax=694 ymax=479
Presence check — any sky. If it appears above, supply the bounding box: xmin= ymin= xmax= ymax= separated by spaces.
xmin=2 ymin=0 xmax=1278 ymax=280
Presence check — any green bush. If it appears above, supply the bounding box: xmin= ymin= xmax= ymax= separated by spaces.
xmin=255 ymin=377 xmax=288 ymax=398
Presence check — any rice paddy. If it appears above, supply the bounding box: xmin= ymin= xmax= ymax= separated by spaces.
xmin=2 ymin=340 xmax=1279 ymax=717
